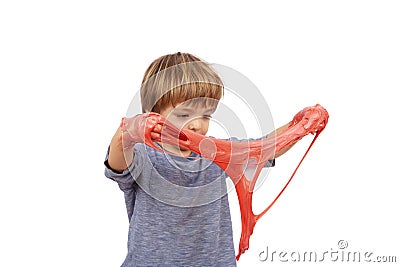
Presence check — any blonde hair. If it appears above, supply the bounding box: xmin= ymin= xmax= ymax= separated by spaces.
xmin=140 ymin=52 xmax=224 ymax=113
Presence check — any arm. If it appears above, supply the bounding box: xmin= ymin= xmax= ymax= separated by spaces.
xmin=107 ymin=114 xmax=163 ymax=172
xmin=269 ymin=104 xmax=329 ymax=159
xmin=269 ymin=122 xmax=296 ymax=158
xmin=107 ymin=125 xmax=134 ymax=172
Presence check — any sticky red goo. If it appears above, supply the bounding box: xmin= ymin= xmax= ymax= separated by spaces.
xmin=141 ymin=104 xmax=329 ymax=260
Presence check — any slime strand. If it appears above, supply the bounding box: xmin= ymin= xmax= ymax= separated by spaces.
xmin=140 ymin=104 xmax=329 ymax=260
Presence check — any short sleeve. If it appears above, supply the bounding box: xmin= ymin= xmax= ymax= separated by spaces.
xmin=265 ymin=158 xmax=275 ymax=167
xmin=225 ymin=136 xmax=276 ymax=168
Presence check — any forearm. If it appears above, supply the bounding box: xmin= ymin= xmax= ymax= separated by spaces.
xmin=269 ymin=122 xmax=294 ymax=158
xmin=107 ymin=126 xmax=134 ymax=172
xmin=275 ymin=122 xmax=290 ymax=135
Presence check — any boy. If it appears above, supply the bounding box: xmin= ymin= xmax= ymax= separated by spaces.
xmin=104 ymin=52 xmax=291 ymax=266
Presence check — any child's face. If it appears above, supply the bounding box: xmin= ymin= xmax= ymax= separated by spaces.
xmin=159 ymin=100 xmax=216 ymax=136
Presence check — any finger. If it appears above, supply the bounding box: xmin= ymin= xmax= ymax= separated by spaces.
xmin=153 ymin=123 xmax=163 ymax=133
xmin=150 ymin=132 xmax=161 ymax=140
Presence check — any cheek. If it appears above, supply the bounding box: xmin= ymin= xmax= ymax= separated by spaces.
xmin=166 ymin=117 xmax=187 ymax=129
xmin=197 ymin=119 xmax=210 ymax=134
xmin=203 ymin=120 xmax=210 ymax=131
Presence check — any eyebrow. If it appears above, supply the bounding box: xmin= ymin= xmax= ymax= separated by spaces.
xmin=178 ymin=107 xmax=215 ymax=113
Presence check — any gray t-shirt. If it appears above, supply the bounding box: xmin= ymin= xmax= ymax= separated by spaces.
xmin=104 ymin=143 xmax=237 ymax=267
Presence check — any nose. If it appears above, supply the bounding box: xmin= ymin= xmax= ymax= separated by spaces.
xmin=186 ymin=118 xmax=204 ymax=132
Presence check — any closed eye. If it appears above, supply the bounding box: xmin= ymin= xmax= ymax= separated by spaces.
xmin=176 ymin=114 xmax=189 ymax=118
xmin=203 ymin=115 xmax=212 ymax=119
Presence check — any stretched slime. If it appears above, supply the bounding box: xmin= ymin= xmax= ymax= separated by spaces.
xmin=138 ymin=104 xmax=329 ymax=260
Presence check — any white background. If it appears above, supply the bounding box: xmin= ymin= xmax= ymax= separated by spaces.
xmin=1 ymin=1 xmax=399 ymax=266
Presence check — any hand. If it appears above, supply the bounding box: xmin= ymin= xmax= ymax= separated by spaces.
xmin=290 ymin=104 xmax=329 ymax=134
xmin=120 ymin=113 xmax=163 ymax=149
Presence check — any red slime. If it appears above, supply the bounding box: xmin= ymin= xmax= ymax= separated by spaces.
xmin=140 ymin=104 xmax=329 ymax=260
